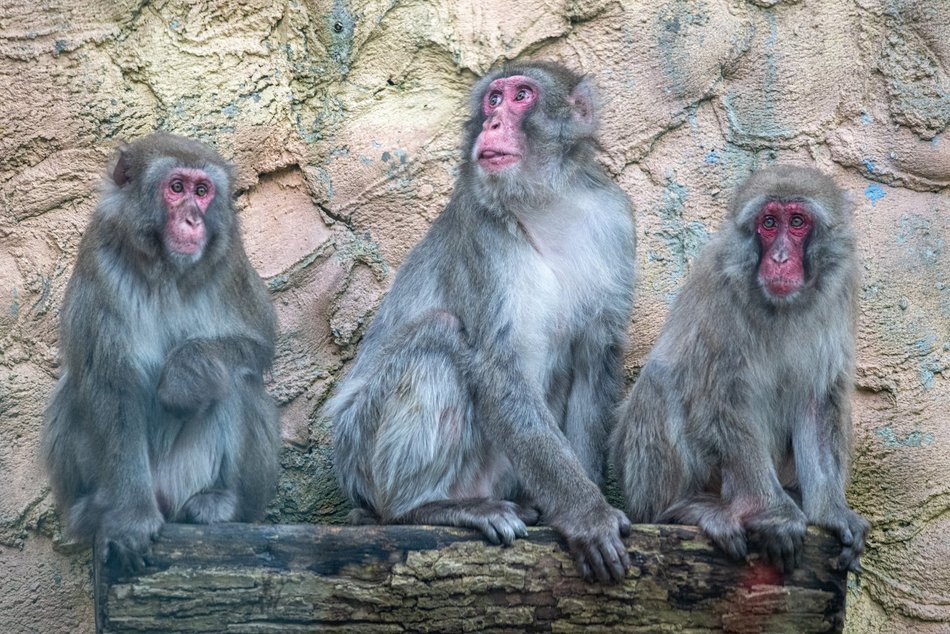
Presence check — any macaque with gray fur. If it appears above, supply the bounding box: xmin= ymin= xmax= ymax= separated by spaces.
xmin=43 ymin=133 xmax=280 ymax=572
xmin=328 ymin=62 xmax=636 ymax=583
xmin=612 ymin=165 xmax=869 ymax=572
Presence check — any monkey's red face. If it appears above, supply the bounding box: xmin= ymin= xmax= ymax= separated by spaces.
xmin=755 ymin=201 xmax=812 ymax=299
xmin=474 ymin=75 xmax=538 ymax=174
xmin=161 ymin=167 xmax=215 ymax=257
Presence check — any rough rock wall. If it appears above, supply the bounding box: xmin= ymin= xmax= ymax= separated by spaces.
xmin=0 ymin=0 xmax=947 ymax=632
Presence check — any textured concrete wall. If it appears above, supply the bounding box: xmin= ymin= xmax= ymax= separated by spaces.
xmin=0 ymin=1 xmax=947 ymax=632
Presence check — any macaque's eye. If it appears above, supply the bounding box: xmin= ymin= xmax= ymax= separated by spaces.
xmin=170 ymin=180 xmax=184 ymax=194
xmin=196 ymin=183 xmax=209 ymax=197
xmin=488 ymin=92 xmax=502 ymax=107
xmin=790 ymin=214 xmax=805 ymax=228
xmin=762 ymin=216 xmax=777 ymax=229
xmin=514 ymin=87 xmax=534 ymax=101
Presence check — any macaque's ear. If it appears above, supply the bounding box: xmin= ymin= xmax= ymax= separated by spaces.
xmin=112 ymin=146 xmax=131 ymax=187
xmin=569 ymin=77 xmax=598 ymax=135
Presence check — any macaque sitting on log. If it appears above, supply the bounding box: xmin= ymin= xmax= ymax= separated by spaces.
xmin=43 ymin=133 xmax=280 ymax=572
xmin=327 ymin=62 xmax=636 ymax=583
xmin=613 ymin=165 xmax=869 ymax=572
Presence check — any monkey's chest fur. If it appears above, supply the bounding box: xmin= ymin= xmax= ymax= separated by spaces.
xmin=125 ymin=283 xmax=241 ymax=513
xmin=737 ymin=307 xmax=852 ymax=463
xmin=507 ymin=198 xmax=625 ymax=390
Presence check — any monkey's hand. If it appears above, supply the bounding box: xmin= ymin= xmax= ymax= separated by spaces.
xmin=551 ymin=501 xmax=631 ymax=584
xmin=158 ymin=340 xmax=229 ymax=416
xmin=96 ymin=503 xmax=164 ymax=573
xmin=745 ymin=501 xmax=808 ymax=573
xmin=816 ymin=507 xmax=870 ymax=572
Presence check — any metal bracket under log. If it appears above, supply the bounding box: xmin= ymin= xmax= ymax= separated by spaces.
xmin=94 ymin=523 xmax=847 ymax=633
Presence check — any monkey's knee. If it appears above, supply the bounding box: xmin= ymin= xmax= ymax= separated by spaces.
xmin=426 ymin=309 xmax=464 ymax=332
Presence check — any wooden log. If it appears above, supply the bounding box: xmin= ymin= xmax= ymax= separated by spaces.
xmin=95 ymin=524 xmax=847 ymax=633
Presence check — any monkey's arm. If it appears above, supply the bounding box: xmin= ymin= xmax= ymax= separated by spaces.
xmin=157 ymin=335 xmax=271 ymax=416
xmin=711 ymin=395 xmax=808 ymax=571
xmin=792 ymin=374 xmax=869 ymax=571
xmin=59 ymin=286 xmax=164 ymax=570
xmin=471 ymin=345 xmax=631 ymax=583
xmin=562 ymin=327 xmax=626 ymax=486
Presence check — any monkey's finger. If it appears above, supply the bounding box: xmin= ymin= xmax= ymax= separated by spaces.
xmin=485 ymin=528 xmax=503 ymax=546
xmin=605 ymin=538 xmax=630 ymax=582
xmin=576 ymin=555 xmax=593 ymax=583
xmin=782 ymin=545 xmax=796 ymax=574
xmin=585 ymin=545 xmax=612 ymax=584
xmin=846 ymin=553 xmax=863 ymax=573
xmin=477 ymin=520 xmax=502 ymax=546
xmin=513 ymin=519 xmax=529 ymax=540
xmin=838 ymin=525 xmax=854 ymax=546
xmin=615 ymin=510 xmax=632 ymax=537
xmin=715 ymin=531 xmax=747 ymax=560
xmin=492 ymin=516 xmax=523 ymax=546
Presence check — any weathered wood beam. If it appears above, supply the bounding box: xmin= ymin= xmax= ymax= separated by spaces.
xmin=95 ymin=524 xmax=847 ymax=633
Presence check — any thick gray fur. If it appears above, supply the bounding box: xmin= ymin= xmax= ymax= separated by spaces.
xmin=328 ymin=62 xmax=636 ymax=583
xmin=42 ymin=133 xmax=279 ymax=572
xmin=612 ymin=165 xmax=869 ymax=572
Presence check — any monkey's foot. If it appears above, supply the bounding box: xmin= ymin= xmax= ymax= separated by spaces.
xmin=347 ymin=507 xmax=380 ymax=525
xmin=699 ymin=516 xmax=748 ymax=561
xmin=178 ymin=490 xmax=238 ymax=523
xmin=746 ymin=506 xmax=807 ymax=572
xmin=400 ymin=499 xmax=536 ymax=546
xmin=666 ymin=499 xmax=748 ymax=561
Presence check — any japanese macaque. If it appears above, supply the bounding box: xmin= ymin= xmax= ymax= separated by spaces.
xmin=612 ymin=165 xmax=869 ymax=572
xmin=43 ymin=133 xmax=280 ymax=572
xmin=327 ymin=62 xmax=636 ymax=583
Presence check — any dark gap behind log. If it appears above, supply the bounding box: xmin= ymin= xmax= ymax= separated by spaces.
xmin=95 ymin=524 xmax=847 ymax=633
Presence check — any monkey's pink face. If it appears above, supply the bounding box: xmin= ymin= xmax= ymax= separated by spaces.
xmin=161 ymin=168 xmax=215 ymax=257
xmin=755 ymin=201 xmax=812 ymax=299
xmin=474 ymin=75 xmax=538 ymax=174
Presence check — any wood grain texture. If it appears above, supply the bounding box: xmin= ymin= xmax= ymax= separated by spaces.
xmin=95 ymin=523 xmax=848 ymax=633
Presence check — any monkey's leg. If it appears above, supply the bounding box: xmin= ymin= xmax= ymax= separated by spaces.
xmin=169 ymin=369 xmax=279 ymax=524
xmin=721 ymin=448 xmax=808 ymax=572
xmin=364 ymin=313 xmax=535 ymax=546
xmin=662 ymin=440 xmax=806 ymax=571
xmin=613 ymin=366 xmax=694 ymax=522
xmin=47 ymin=374 xmax=163 ymax=572
xmin=562 ymin=330 xmax=625 ymax=487
xmin=793 ymin=393 xmax=869 ymax=571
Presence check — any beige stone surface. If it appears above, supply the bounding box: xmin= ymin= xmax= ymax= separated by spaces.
xmin=0 ymin=0 xmax=946 ymax=631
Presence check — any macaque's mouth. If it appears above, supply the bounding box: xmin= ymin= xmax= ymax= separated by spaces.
xmin=167 ymin=237 xmax=204 ymax=256
xmin=477 ymin=150 xmax=521 ymax=170
xmin=762 ymin=277 xmax=803 ymax=297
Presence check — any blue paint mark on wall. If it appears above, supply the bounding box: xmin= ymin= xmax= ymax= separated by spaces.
xmin=919 ymin=363 xmax=943 ymax=392
xmin=862 ymin=159 xmax=876 ymax=173
xmin=860 ymin=112 xmax=872 ymax=125
xmin=932 ymin=134 xmax=941 ymax=147
xmin=875 ymin=426 xmax=935 ymax=449
xmin=864 ymin=183 xmax=886 ymax=206
xmin=704 ymin=150 xmax=720 ymax=164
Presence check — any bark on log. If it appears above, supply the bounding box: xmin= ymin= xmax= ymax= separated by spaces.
xmin=95 ymin=524 xmax=847 ymax=633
